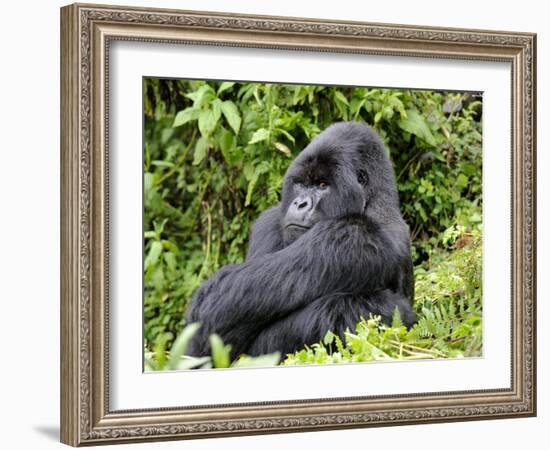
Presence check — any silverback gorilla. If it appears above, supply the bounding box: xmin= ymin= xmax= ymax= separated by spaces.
xmin=186 ymin=122 xmax=415 ymax=360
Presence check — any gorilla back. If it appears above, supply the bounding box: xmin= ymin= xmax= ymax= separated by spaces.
xmin=186 ymin=122 xmax=415 ymax=361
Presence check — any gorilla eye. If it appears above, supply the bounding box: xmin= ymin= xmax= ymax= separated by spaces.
xmin=318 ymin=180 xmax=329 ymax=189
xmin=357 ymin=170 xmax=368 ymax=186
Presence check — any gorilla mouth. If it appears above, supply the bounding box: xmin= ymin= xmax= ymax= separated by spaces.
xmin=285 ymin=224 xmax=311 ymax=231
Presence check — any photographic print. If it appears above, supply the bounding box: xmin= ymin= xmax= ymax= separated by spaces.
xmin=143 ymin=79 xmax=483 ymax=371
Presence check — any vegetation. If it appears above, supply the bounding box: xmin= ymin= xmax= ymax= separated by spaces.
xmin=143 ymin=78 xmax=483 ymax=369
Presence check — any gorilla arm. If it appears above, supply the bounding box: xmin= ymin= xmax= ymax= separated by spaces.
xmin=245 ymin=205 xmax=284 ymax=260
xmin=186 ymin=216 xmax=407 ymax=357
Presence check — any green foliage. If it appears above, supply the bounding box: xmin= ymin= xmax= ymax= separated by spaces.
xmin=143 ymin=78 xmax=482 ymax=360
xmin=145 ymin=323 xmax=280 ymax=370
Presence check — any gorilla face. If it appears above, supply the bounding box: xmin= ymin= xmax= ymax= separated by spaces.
xmin=282 ymin=155 xmax=365 ymax=245
xmin=281 ymin=123 xmax=394 ymax=245
xmin=281 ymin=178 xmax=335 ymax=245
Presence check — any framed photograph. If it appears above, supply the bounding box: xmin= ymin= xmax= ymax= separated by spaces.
xmin=60 ymin=3 xmax=536 ymax=446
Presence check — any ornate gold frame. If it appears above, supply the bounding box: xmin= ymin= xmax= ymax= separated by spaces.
xmin=60 ymin=3 xmax=536 ymax=446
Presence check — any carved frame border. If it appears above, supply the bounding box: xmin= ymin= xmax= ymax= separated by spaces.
xmin=60 ymin=3 xmax=536 ymax=446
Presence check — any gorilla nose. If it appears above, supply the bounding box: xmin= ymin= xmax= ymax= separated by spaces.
xmin=286 ymin=195 xmax=314 ymax=226
xmin=294 ymin=196 xmax=312 ymax=211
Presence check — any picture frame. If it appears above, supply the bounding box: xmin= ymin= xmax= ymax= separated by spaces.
xmin=60 ymin=2 xmax=536 ymax=446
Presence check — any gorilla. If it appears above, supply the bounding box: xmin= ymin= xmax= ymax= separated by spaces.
xmin=186 ymin=121 xmax=415 ymax=361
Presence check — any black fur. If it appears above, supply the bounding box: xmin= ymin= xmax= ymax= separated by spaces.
xmin=186 ymin=122 xmax=415 ymax=360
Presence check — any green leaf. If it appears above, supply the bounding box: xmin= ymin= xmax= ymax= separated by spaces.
xmin=244 ymin=162 xmax=269 ymax=206
xmin=350 ymin=98 xmax=366 ymax=118
xmin=232 ymin=353 xmax=281 ymax=368
xmin=192 ymin=137 xmax=209 ymax=166
xmin=175 ymin=356 xmax=211 ymax=370
xmin=333 ymin=91 xmax=349 ymax=120
xmin=160 ymin=128 xmax=174 ymax=144
xmin=151 ymin=160 xmax=174 ymax=168
xmin=397 ymin=110 xmax=438 ymax=147
xmin=143 ymin=172 xmax=154 ymax=196
xmin=212 ymin=98 xmax=223 ymax=121
xmin=221 ymin=100 xmax=242 ymax=135
xmin=144 ymin=357 xmax=158 ymax=372
xmin=167 ymin=322 xmax=202 ymax=370
xmin=391 ymin=307 xmax=404 ymax=328
xmin=456 ymin=173 xmax=469 ymax=189
xmin=217 ymin=81 xmax=235 ymax=95
xmin=173 ymin=107 xmax=200 ymax=127
xmin=153 ymin=332 xmax=172 ymax=370
xmin=209 ymin=334 xmax=232 ymax=368
xmin=163 ymin=252 xmax=177 ymax=272
xmin=162 ymin=240 xmax=179 ymax=254
xmin=219 ymin=128 xmax=234 ymax=153
xmin=245 ymin=170 xmax=259 ymax=206
xmin=333 ymin=90 xmax=349 ymax=106
xmin=323 ymin=330 xmax=335 ymax=346
xmin=276 ymin=128 xmax=295 ymax=144
xmin=243 ymin=162 xmax=256 ymax=181
xmin=248 ymin=128 xmax=270 ymax=145
xmin=185 ymin=84 xmax=215 ymax=108
xmin=273 ymin=142 xmax=291 ymax=157
xmin=218 ymin=128 xmax=235 ymax=164
xmin=144 ymin=241 xmax=163 ymax=270
xmin=198 ymin=109 xmax=220 ymax=137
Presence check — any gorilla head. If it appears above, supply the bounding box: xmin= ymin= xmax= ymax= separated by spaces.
xmin=281 ymin=122 xmax=401 ymax=245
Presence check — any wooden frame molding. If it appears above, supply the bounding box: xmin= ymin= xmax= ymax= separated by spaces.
xmin=60 ymin=3 xmax=536 ymax=446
